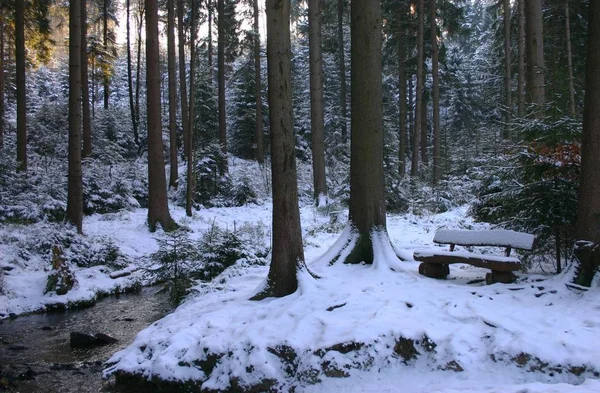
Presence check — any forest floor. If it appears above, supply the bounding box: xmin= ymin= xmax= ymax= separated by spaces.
xmin=2 ymin=199 xmax=600 ymax=392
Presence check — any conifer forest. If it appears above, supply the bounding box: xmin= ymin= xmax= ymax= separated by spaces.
xmin=1 ymin=0 xmax=600 ymax=392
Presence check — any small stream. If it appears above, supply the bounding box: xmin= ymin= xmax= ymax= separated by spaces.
xmin=0 ymin=287 xmax=171 ymax=392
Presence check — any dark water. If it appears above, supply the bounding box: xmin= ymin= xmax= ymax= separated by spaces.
xmin=0 ymin=287 xmax=171 ymax=392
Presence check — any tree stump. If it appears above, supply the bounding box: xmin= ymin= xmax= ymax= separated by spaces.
xmin=573 ymin=241 xmax=600 ymax=287
xmin=418 ymin=263 xmax=449 ymax=279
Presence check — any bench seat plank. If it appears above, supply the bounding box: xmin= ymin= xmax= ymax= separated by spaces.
xmin=414 ymin=250 xmax=521 ymax=272
xmin=433 ymin=229 xmax=534 ymax=250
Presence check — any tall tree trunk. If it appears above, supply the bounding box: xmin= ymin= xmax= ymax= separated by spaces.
xmin=398 ymin=8 xmax=406 ymax=178
xmin=525 ymin=0 xmax=545 ymax=113
xmin=337 ymin=0 xmax=347 ymax=144
xmin=345 ymin=0 xmax=386 ymax=264
xmin=408 ymin=72 xmax=413 ymax=164
xmin=177 ymin=0 xmax=189 ymax=160
xmin=126 ymin=0 xmax=139 ymax=144
xmin=412 ymin=0 xmax=424 ymax=177
xmin=82 ymin=0 xmax=92 ymax=157
xmin=103 ymin=0 xmax=109 ymax=109
xmin=518 ymin=0 xmax=525 ymax=117
xmin=208 ymin=0 xmax=213 ymax=72
xmin=0 ymin=8 xmax=4 ymax=150
xmin=168 ymin=0 xmax=178 ymax=189
xmin=135 ymin=6 xmax=144 ymax=134
xmin=252 ymin=0 xmax=306 ymax=299
xmin=91 ymin=55 xmax=96 ymax=118
xmin=421 ymin=86 xmax=427 ymax=165
xmin=431 ymin=0 xmax=441 ymax=184
xmin=574 ymin=0 xmax=600 ymax=286
xmin=308 ymin=0 xmax=327 ymax=204
xmin=146 ymin=0 xmax=176 ymax=232
xmin=577 ymin=0 xmax=600 ymax=245
xmin=565 ymin=0 xmax=576 ymax=117
xmin=253 ymin=0 xmax=264 ymax=163
xmin=504 ymin=0 xmax=512 ymax=137
xmin=217 ymin=0 xmax=228 ymax=170
xmin=68 ymin=0 xmax=84 ymax=234
xmin=15 ymin=0 xmax=26 ymax=171
xmin=186 ymin=0 xmax=197 ymax=217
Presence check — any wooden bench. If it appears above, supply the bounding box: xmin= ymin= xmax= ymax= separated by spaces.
xmin=413 ymin=229 xmax=535 ymax=284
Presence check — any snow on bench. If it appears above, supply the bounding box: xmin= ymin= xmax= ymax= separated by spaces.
xmin=433 ymin=229 xmax=534 ymax=250
xmin=415 ymin=229 xmax=535 ymax=284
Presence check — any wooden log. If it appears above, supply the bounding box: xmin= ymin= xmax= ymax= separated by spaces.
xmin=485 ymin=270 xmax=517 ymax=284
xmin=418 ymin=262 xmax=449 ymax=279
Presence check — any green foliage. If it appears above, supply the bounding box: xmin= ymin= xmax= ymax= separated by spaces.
xmin=151 ymin=228 xmax=198 ymax=305
xmin=472 ymin=117 xmax=581 ymax=269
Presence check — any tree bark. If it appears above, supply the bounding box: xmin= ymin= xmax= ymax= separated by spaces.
xmin=577 ymin=0 xmax=600 ymax=245
xmin=253 ymin=0 xmax=264 ymax=163
xmin=0 ymin=8 xmax=4 ymax=150
xmin=16 ymin=0 xmax=26 ymax=171
xmin=308 ymin=0 xmax=327 ymax=204
xmin=253 ymin=0 xmax=305 ymax=299
xmin=146 ymin=0 xmax=176 ymax=232
xmin=565 ymin=0 xmax=576 ymax=117
xmin=345 ymin=0 xmax=386 ymax=264
xmin=337 ymin=0 xmax=347 ymax=144
xmin=135 ymin=5 xmax=144 ymax=133
xmin=517 ymin=0 xmax=525 ymax=117
xmin=525 ymin=0 xmax=545 ymax=112
xmin=168 ymin=0 xmax=178 ymax=189
xmin=68 ymin=0 xmax=84 ymax=234
xmin=126 ymin=0 xmax=139 ymax=144
xmin=398 ymin=7 xmax=406 ymax=178
xmin=208 ymin=0 xmax=213 ymax=72
xmin=431 ymin=0 xmax=441 ymax=184
xmin=504 ymin=0 xmax=512 ymax=137
xmin=103 ymin=0 xmax=110 ymax=109
xmin=218 ymin=0 xmax=228 ymax=169
xmin=186 ymin=0 xmax=197 ymax=217
xmin=177 ymin=0 xmax=189 ymax=160
xmin=82 ymin=0 xmax=92 ymax=157
xmin=412 ymin=0 xmax=424 ymax=178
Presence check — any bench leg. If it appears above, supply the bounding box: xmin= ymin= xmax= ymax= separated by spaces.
xmin=485 ymin=270 xmax=517 ymax=284
xmin=418 ymin=263 xmax=449 ymax=279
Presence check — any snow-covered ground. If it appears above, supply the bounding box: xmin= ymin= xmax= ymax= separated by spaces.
xmin=2 ymin=201 xmax=599 ymax=392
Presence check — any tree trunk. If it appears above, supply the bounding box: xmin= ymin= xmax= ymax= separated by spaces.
xmin=525 ymin=0 xmax=545 ymax=112
xmin=68 ymin=0 xmax=84 ymax=234
xmin=208 ymin=0 xmax=213 ymax=72
xmin=408 ymin=72 xmax=413 ymax=164
xmin=253 ymin=0 xmax=264 ymax=164
xmin=518 ymin=0 xmax=525 ymax=117
xmin=167 ymin=0 xmax=178 ymax=189
xmin=126 ymin=0 xmax=139 ymax=144
xmin=412 ymin=0 xmax=424 ymax=178
xmin=0 ymin=9 xmax=4 ymax=150
xmin=555 ymin=228 xmax=562 ymax=274
xmin=431 ymin=0 xmax=441 ymax=184
xmin=15 ymin=0 xmax=26 ymax=171
xmin=177 ymin=0 xmax=189 ymax=160
xmin=103 ymin=0 xmax=110 ymax=109
xmin=574 ymin=0 xmax=600 ymax=286
xmin=146 ymin=0 xmax=176 ymax=232
xmin=337 ymin=0 xmax=347 ymax=144
xmin=135 ymin=5 xmax=144 ymax=133
xmin=252 ymin=0 xmax=305 ymax=299
xmin=186 ymin=0 xmax=197 ymax=217
xmin=308 ymin=0 xmax=327 ymax=204
xmin=398 ymin=7 xmax=406 ymax=178
xmin=82 ymin=0 xmax=92 ymax=157
xmin=217 ymin=0 xmax=228 ymax=169
xmin=420 ymin=80 xmax=427 ymax=166
xmin=504 ymin=0 xmax=512 ymax=137
xmin=565 ymin=0 xmax=576 ymax=117
xmin=345 ymin=0 xmax=386 ymax=264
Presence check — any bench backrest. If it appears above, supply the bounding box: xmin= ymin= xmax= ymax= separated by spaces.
xmin=433 ymin=229 xmax=534 ymax=250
